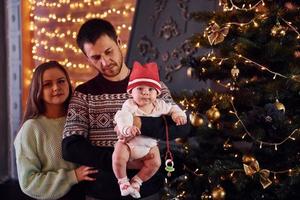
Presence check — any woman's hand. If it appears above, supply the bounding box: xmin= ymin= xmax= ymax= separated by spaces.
xmin=75 ymin=166 xmax=98 ymax=182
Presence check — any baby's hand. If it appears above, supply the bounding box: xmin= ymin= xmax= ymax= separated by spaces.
xmin=173 ymin=115 xmax=187 ymax=126
xmin=118 ymin=135 xmax=135 ymax=143
xmin=122 ymin=126 xmax=141 ymax=137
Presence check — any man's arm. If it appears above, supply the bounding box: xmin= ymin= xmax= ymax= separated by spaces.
xmin=62 ymin=135 xmax=113 ymax=171
xmin=62 ymin=91 xmax=113 ymax=171
xmin=139 ymin=116 xmax=191 ymax=140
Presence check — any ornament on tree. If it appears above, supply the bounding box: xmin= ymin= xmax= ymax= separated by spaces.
xmin=223 ymin=138 xmax=232 ymax=150
xmin=270 ymin=22 xmax=288 ymax=37
xmin=201 ymin=191 xmax=211 ymax=200
xmin=242 ymin=155 xmax=256 ymax=165
xmin=231 ymin=64 xmax=240 ymax=80
xmin=187 ymin=67 xmax=196 ymax=78
xmin=291 ymin=74 xmax=300 ymax=82
xmin=189 ymin=112 xmax=204 ymax=127
xmin=206 ymin=105 xmax=221 ymax=122
xmin=274 ymin=99 xmax=285 ymax=113
xmin=204 ymin=21 xmax=229 ymax=45
xmin=175 ymin=137 xmax=186 ymax=144
xmin=211 ymin=186 xmax=226 ymax=200
xmin=242 ymin=155 xmax=272 ymax=189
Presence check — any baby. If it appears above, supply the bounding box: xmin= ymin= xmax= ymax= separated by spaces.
xmin=113 ymin=61 xmax=187 ymax=198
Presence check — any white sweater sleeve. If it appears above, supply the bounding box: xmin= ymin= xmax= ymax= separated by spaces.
xmin=114 ymin=100 xmax=137 ymax=134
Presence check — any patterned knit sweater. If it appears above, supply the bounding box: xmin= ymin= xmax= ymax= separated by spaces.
xmin=62 ymin=73 xmax=190 ymax=199
xmin=14 ymin=116 xmax=78 ymax=200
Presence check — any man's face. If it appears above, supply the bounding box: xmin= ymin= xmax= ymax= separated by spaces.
xmin=83 ymin=34 xmax=124 ymax=79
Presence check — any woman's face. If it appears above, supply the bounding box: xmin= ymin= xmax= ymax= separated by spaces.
xmin=42 ymin=67 xmax=70 ymax=109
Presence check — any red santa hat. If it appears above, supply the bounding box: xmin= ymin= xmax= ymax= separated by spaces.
xmin=127 ymin=61 xmax=161 ymax=95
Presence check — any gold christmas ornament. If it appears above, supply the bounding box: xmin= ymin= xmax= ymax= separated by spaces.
xmin=189 ymin=112 xmax=204 ymax=127
xmin=175 ymin=137 xmax=186 ymax=144
xmin=211 ymin=186 xmax=226 ymax=200
xmin=274 ymin=99 xmax=285 ymax=113
xmin=270 ymin=22 xmax=288 ymax=37
xmin=205 ymin=22 xmax=229 ymax=45
xmin=206 ymin=105 xmax=221 ymax=122
xmin=231 ymin=64 xmax=240 ymax=80
xmin=242 ymin=155 xmax=256 ymax=163
xmin=242 ymin=155 xmax=272 ymax=189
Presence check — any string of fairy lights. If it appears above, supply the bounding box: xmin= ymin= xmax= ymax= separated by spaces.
xmin=229 ymin=98 xmax=299 ymax=149
xmin=220 ymin=0 xmax=265 ymax=11
xmin=175 ymin=92 xmax=300 ymax=196
xmin=25 ymin=0 xmax=135 ymax=87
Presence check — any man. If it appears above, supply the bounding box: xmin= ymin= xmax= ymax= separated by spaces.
xmin=62 ymin=18 xmax=190 ymax=200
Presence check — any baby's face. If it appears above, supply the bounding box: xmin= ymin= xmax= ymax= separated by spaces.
xmin=131 ymin=85 xmax=158 ymax=106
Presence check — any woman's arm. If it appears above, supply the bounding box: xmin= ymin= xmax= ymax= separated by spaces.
xmin=14 ymin=123 xmax=77 ymax=200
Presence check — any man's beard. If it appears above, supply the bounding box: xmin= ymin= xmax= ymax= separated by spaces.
xmin=104 ymin=50 xmax=124 ymax=77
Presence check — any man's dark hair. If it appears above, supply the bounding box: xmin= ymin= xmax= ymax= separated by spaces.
xmin=76 ymin=18 xmax=118 ymax=55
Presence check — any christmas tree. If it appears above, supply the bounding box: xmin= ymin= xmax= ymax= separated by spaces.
xmin=164 ymin=1 xmax=300 ymax=199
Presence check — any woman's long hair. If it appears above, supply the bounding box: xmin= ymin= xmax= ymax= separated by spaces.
xmin=21 ymin=61 xmax=73 ymax=125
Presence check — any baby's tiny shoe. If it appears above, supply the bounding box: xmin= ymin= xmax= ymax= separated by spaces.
xmin=130 ymin=176 xmax=143 ymax=199
xmin=118 ymin=177 xmax=134 ymax=196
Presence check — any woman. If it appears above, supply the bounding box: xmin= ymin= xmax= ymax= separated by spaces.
xmin=14 ymin=61 xmax=97 ymax=200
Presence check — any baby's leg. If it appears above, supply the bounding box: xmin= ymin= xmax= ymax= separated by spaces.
xmin=113 ymin=141 xmax=133 ymax=196
xmin=136 ymin=145 xmax=161 ymax=181
xmin=112 ymin=141 xmax=130 ymax=179
xmin=130 ymin=146 xmax=161 ymax=198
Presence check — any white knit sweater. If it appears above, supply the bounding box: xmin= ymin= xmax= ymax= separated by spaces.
xmin=14 ymin=116 xmax=78 ymax=200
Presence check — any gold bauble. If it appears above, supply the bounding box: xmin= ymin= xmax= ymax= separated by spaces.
xmin=175 ymin=137 xmax=186 ymax=144
xmin=206 ymin=106 xmax=221 ymax=122
xmin=242 ymin=155 xmax=256 ymax=164
xmin=211 ymin=186 xmax=226 ymax=200
xmin=189 ymin=112 xmax=204 ymax=127
xmin=274 ymin=99 xmax=285 ymax=113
